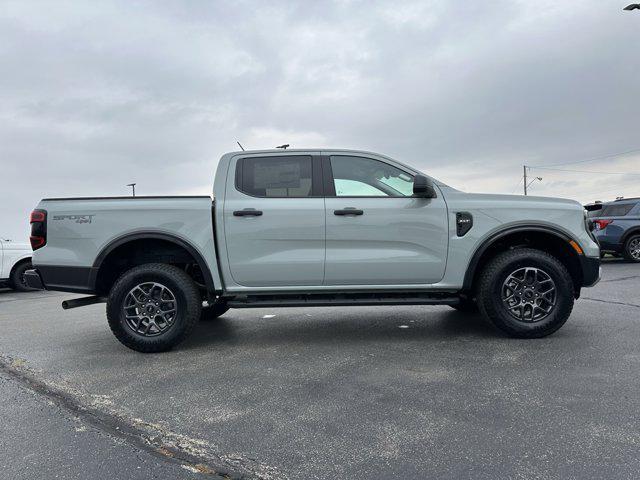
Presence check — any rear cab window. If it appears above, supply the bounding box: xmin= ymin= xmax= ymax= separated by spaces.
xmin=236 ymin=155 xmax=314 ymax=197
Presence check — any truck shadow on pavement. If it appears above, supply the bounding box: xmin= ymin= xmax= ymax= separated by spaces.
xmin=601 ymin=257 xmax=637 ymax=267
xmin=181 ymin=308 xmax=502 ymax=351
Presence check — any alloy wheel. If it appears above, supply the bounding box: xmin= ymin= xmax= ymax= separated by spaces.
xmin=629 ymin=238 xmax=640 ymax=260
xmin=501 ymin=267 xmax=557 ymax=323
xmin=123 ymin=282 xmax=178 ymax=336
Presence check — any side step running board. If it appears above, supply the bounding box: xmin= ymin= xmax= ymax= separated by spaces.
xmin=227 ymin=292 xmax=459 ymax=309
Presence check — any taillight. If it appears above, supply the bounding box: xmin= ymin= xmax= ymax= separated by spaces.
xmin=30 ymin=210 xmax=46 ymax=223
xmin=594 ymin=219 xmax=613 ymax=231
xmin=30 ymin=236 xmax=45 ymax=249
xmin=29 ymin=209 xmax=47 ymax=250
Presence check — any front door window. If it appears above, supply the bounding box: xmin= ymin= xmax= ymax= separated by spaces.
xmin=329 ymin=156 xmax=414 ymax=197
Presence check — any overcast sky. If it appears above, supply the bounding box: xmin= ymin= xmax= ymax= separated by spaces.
xmin=1 ymin=0 xmax=639 ymax=241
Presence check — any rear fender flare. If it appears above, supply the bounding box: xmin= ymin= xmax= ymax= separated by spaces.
xmin=90 ymin=231 xmax=216 ymax=292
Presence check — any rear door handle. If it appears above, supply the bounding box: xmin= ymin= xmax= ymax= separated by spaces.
xmin=233 ymin=209 xmax=263 ymax=217
xmin=334 ymin=208 xmax=364 ymax=216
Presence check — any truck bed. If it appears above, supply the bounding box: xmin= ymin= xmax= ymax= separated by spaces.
xmin=32 ymin=196 xmax=221 ymax=293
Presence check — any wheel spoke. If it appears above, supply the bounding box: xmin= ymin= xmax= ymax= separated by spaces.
xmin=501 ymin=266 xmax=556 ymax=323
xmin=123 ymin=281 xmax=178 ymax=337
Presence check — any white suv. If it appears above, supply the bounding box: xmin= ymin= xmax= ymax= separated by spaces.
xmin=0 ymin=238 xmax=36 ymax=291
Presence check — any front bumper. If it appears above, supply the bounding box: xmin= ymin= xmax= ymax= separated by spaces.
xmin=24 ymin=269 xmax=45 ymax=290
xmin=580 ymin=256 xmax=601 ymax=288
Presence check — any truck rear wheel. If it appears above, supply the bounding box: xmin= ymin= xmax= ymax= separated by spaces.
xmin=477 ymin=248 xmax=574 ymax=338
xmin=106 ymin=263 xmax=201 ymax=353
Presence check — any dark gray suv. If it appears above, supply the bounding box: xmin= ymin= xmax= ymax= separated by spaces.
xmin=591 ymin=198 xmax=640 ymax=262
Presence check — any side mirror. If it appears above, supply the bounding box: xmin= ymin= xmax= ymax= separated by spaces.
xmin=413 ymin=174 xmax=436 ymax=198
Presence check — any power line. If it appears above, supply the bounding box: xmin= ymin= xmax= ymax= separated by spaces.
xmin=530 ymin=146 xmax=640 ymax=168
xmin=578 ymin=184 xmax=639 ymax=199
xmin=510 ymin=176 xmax=524 ymax=194
xmin=529 ymin=166 xmax=640 ymax=176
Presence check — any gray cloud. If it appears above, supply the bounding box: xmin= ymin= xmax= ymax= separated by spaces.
xmin=1 ymin=0 xmax=638 ymax=240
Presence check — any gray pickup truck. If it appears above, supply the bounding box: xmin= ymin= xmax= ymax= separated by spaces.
xmin=26 ymin=149 xmax=601 ymax=352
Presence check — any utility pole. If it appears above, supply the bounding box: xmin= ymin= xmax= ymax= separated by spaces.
xmin=523 ymin=165 xmax=528 ymax=195
xmin=127 ymin=183 xmax=136 ymax=197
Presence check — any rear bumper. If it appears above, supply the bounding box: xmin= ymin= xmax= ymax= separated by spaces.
xmin=27 ymin=265 xmax=95 ymax=293
xmin=580 ymin=256 xmax=601 ymax=288
xmin=594 ymin=232 xmax=622 ymax=252
xmin=24 ymin=269 xmax=44 ymax=290
xmin=598 ymin=241 xmax=623 ymax=253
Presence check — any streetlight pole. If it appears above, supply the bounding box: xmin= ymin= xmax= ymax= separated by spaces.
xmin=126 ymin=183 xmax=136 ymax=197
xmin=523 ymin=165 xmax=527 ymax=195
xmin=526 ymin=176 xmax=543 ymax=191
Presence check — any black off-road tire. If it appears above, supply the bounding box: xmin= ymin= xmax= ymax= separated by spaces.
xmin=200 ymin=300 xmax=230 ymax=321
xmin=10 ymin=260 xmax=38 ymax=292
xmin=623 ymin=235 xmax=640 ymax=263
xmin=477 ymin=248 xmax=574 ymax=338
xmin=106 ymin=263 xmax=201 ymax=353
xmin=450 ymin=298 xmax=479 ymax=313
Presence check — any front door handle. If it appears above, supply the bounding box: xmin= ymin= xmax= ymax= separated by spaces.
xmin=334 ymin=208 xmax=364 ymax=216
xmin=233 ymin=209 xmax=263 ymax=217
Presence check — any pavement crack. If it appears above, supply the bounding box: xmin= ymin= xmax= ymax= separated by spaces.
xmin=582 ymin=297 xmax=640 ymax=309
xmin=0 ymin=354 xmax=286 ymax=480
xmin=600 ymin=275 xmax=640 ymax=283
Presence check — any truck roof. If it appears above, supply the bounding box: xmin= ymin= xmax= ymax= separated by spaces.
xmin=223 ymin=148 xmax=398 ymax=158
xmin=613 ymin=197 xmax=640 ymax=203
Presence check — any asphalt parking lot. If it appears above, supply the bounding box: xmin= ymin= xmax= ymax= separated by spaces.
xmin=1 ymin=258 xmax=639 ymax=480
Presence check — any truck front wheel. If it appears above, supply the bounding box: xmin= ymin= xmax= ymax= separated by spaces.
xmin=477 ymin=248 xmax=574 ymax=338
xmin=106 ymin=263 xmax=201 ymax=353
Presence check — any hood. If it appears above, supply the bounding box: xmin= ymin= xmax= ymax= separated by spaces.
xmin=1 ymin=239 xmax=31 ymax=251
xmin=441 ymin=188 xmax=583 ymax=210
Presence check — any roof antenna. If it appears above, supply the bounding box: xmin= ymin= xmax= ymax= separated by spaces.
xmin=276 ymin=144 xmax=289 ymax=150
xmin=237 ymin=141 xmax=245 ymax=151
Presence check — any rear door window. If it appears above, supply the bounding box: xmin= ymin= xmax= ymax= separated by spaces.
xmin=236 ymin=156 xmax=313 ymax=197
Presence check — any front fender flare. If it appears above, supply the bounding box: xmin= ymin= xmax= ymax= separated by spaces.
xmin=462 ymin=224 xmax=577 ymax=291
